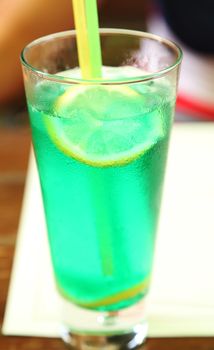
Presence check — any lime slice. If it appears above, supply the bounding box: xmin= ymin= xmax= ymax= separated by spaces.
xmin=58 ymin=277 xmax=150 ymax=309
xmin=44 ymin=83 xmax=164 ymax=167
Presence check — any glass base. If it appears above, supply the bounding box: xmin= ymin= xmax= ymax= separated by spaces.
xmin=60 ymin=298 xmax=148 ymax=350
xmin=61 ymin=324 xmax=148 ymax=350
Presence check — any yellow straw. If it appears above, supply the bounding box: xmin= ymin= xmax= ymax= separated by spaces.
xmin=72 ymin=1 xmax=114 ymax=277
xmin=72 ymin=0 xmax=102 ymax=79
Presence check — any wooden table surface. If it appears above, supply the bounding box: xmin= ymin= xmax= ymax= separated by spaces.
xmin=0 ymin=119 xmax=214 ymax=350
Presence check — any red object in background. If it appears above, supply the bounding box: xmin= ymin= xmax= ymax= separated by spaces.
xmin=176 ymin=95 xmax=214 ymax=121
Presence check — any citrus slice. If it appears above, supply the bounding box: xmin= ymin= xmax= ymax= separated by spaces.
xmin=44 ymin=83 xmax=164 ymax=167
xmin=58 ymin=277 xmax=150 ymax=309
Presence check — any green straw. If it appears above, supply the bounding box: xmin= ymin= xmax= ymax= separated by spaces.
xmin=72 ymin=0 xmax=102 ymax=79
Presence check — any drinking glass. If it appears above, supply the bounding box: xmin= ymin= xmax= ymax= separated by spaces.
xmin=21 ymin=29 xmax=182 ymax=349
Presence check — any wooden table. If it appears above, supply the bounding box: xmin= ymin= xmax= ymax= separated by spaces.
xmin=0 ymin=120 xmax=214 ymax=349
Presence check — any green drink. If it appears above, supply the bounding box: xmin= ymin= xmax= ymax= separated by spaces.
xmin=28 ymin=67 xmax=172 ymax=311
xmin=21 ymin=29 xmax=181 ymax=348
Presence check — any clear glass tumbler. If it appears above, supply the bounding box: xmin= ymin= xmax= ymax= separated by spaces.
xmin=21 ymin=29 xmax=182 ymax=349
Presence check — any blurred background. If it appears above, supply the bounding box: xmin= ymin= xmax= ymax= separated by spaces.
xmin=1 ymin=0 xmax=214 ymax=122
xmin=0 ymin=0 xmax=214 ymax=346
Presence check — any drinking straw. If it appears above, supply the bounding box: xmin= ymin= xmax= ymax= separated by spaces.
xmin=72 ymin=0 xmax=102 ymax=79
xmin=72 ymin=1 xmax=114 ymax=277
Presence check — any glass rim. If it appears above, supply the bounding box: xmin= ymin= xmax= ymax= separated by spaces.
xmin=21 ymin=28 xmax=182 ymax=85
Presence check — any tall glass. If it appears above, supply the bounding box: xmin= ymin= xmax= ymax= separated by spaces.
xmin=21 ymin=29 xmax=182 ymax=349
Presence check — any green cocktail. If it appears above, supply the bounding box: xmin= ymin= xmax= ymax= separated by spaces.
xmin=28 ymin=66 xmax=172 ymax=311
xmin=21 ymin=29 xmax=182 ymax=348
